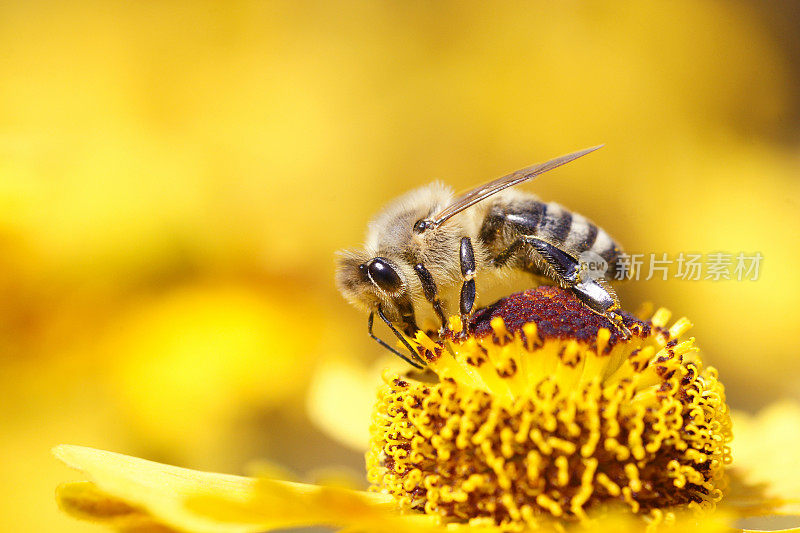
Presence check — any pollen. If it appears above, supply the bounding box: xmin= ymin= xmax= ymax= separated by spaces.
xmin=367 ymin=286 xmax=732 ymax=529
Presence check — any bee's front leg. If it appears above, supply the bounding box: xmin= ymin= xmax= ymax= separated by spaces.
xmin=459 ymin=237 xmax=476 ymax=336
xmin=368 ymin=310 xmax=425 ymax=368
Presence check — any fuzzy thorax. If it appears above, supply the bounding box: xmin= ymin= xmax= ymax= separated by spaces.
xmin=367 ymin=287 xmax=732 ymax=529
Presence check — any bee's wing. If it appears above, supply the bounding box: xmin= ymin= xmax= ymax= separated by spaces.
xmin=427 ymin=145 xmax=603 ymax=228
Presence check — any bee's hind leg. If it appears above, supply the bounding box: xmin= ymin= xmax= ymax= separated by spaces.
xmin=521 ymin=235 xmax=631 ymax=339
xmin=571 ymin=279 xmax=631 ymax=339
xmin=459 ymin=237 xmax=477 ymax=336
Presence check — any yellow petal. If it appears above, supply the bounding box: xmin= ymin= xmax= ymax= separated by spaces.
xmin=57 ymin=481 xmax=178 ymax=533
xmin=306 ymin=355 xmax=409 ymax=451
xmin=53 ymin=445 xmax=436 ymax=533
xmin=55 ymin=445 xmax=262 ymax=532
xmin=187 ymin=479 xmax=439 ymax=533
xmin=728 ymin=403 xmax=800 ymax=517
xmin=306 ymin=357 xmax=374 ymax=450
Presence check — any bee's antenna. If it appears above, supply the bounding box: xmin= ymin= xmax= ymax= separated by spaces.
xmin=368 ymin=310 xmax=425 ymax=368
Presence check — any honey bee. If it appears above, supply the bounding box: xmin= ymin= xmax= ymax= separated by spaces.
xmin=336 ymin=146 xmax=629 ymax=367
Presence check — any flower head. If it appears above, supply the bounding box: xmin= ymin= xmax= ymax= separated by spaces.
xmin=368 ymin=287 xmax=731 ymax=528
xmin=52 ymin=287 xmax=800 ymax=533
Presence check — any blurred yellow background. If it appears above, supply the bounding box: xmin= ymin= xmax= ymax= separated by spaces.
xmin=1 ymin=1 xmax=799 ymax=531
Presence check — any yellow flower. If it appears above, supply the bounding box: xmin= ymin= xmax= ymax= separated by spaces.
xmin=54 ymin=287 xmax=800 ymax=532
xmin=368 ymin=287 xmax=730 ymax=527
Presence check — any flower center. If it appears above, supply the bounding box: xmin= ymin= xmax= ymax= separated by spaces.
xmin=367 ymin=287 xmax=732 ymax=529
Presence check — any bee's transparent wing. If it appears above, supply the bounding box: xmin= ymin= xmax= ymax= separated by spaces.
xmin=427 ymin=145 xmax=603 ymax=228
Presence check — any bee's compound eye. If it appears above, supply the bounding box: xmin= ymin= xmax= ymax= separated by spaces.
xmin=367 ymin=257 xmax=403 ymax=293
xmin=413 ymin=219 xmax=427 ymax=233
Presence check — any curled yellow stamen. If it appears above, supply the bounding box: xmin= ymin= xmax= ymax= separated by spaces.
xmin=367 ymin=287 xmax=731 ymax=529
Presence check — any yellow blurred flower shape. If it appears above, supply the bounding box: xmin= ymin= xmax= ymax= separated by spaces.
xmin=107 ymin=284 xmax=320 ymax=456
xmin=54 ymin=288 xmax=800 ymax=532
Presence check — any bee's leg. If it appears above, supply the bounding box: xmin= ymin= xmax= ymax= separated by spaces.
xmin=413 ymin=263 xmax=447 ymax=333
xmin=571 ymin=279 xmax=631 ymax=338
xmin=519 ymin=235 xmax=581 ymax=284
xmin=520 ymin=235 xmax=631 ymax=338
xmin=492 ymin=239 xmax=523 ymax=267
xmin=459 ymin=237 xmax=477 ymax=335
xmin=368 ymin=310 xmax=425 ymax=368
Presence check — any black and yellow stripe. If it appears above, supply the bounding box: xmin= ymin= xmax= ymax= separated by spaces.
xmin=481 ymin=198 xmax=627 ymax=280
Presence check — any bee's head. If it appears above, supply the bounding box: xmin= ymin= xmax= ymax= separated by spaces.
xmin=335 ymin=182 xmax=455 ymax=323
xmin=335 ymin=249 xmax=412 ymax=322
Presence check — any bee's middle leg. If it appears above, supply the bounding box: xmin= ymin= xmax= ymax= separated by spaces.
xmin=459 ymin=237 xmax=476 ymax=335
xmin=413 ymin=263 xmax=447 ymax=333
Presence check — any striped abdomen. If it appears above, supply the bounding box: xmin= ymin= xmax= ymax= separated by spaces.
xmin=480 ymin=198 xmax=627 ymax=280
